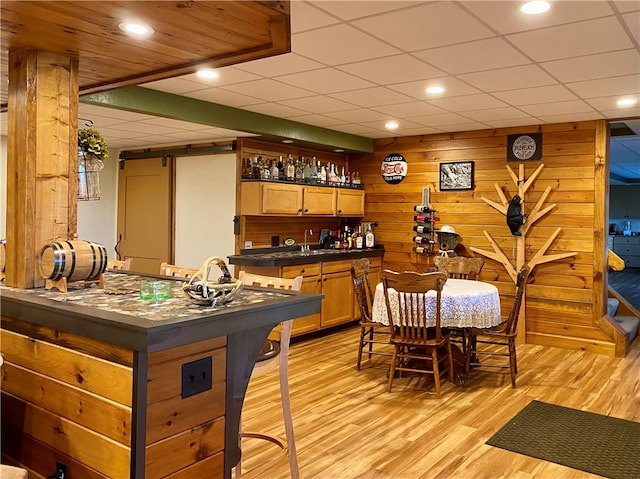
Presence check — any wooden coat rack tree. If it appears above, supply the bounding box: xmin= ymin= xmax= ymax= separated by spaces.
xmin=470 ymin=163 xmax=577 ymax=340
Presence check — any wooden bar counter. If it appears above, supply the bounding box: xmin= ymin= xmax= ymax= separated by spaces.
xmin=0 ymin=272 xmax=322 ymax=479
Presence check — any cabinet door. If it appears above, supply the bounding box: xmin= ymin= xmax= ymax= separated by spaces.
xmin=626 ymin=186 xmax=640 ymax=218
xmin=283 ymin=263 xmax=322 ymax=336
xmin=336 ymin=189 xmax=365 ymax=216
xmin=262 ymin=183 xmax=303 ymax=215
xmin=610 ymin=185 xmax=628 ymax=219
xmin=302 ymin=186 xmax=335 ymax=215
xmin=321 ymin=270 xmax=354 ymax=327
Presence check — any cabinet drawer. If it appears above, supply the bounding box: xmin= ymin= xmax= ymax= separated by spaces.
xmin=614 ymin=236 xmax=640 ymax=246
xmin=282 ymin=263 xmax=321 ymax=278
xmin=625 ymin=257 xmax=640 ymax=268
xmin=615 ymin=245 xmax=640 ymax=256
xmin=322 ymin=259 xmax=353 ymax=274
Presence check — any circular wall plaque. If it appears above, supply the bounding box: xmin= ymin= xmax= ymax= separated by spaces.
xmin=381 ymin=153 xmax=407 ymax=184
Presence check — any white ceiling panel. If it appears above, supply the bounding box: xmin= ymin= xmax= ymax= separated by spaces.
xmin=567 ymin=74 xmax=640 ymax=99
xmin=462 ymin=1 xmax=615 ymax=34
xmin=329 ymin=87 xmax=416 ymax=108
xmin=493 ymin=85 xmax=579 ymax=105
xmin=372 ymin=101 xmax=447 ymax=118
xmin=352 ymin=2 xmax=494 ymax=51
xmin=414 ymin=38 xmax=531 ymax=75
xmin=427 ymin=94 xmax=508 ymax=112
xmin=458 ymin=65 xmax=557 ymax=92
xmin=219 ymin=79 xmax=315 ymax=102
xmin=519 ymin=100 xmax=596 ymax=117
xmin=507 ymin=17 xmax=634 ymax=62
xmin=280 ymin=95 xmax=359 ymax=114
xmin=337 ymin=54 xmax=445 ymax=84
xmin=274 ymin=68 xmax=375 ymax=94
xmin=540 ymin=49 xmax=640 ymax=83
xmin=293 ymin=24 xmax=400 ymax=65
xmin=388 ymin=77 xmax=481 ymax=100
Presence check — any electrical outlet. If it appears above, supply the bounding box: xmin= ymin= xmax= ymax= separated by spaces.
xmin=55 ymin=461 xmax=67 ymax=479
xmin=181 ymin=357 xmax=212 ymax=399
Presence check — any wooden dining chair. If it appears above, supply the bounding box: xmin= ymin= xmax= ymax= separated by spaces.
xmin=433 ymin=256 xmax=484 ymax=280
xmin=351 ymin=259 xmax=392 ymax=370
xmin=382 ymin=270 xmax=453 ymax=396
xmin=159 ymin=262 xmax=198 ymax=279
xmin=107 ymin=258 xmax=132 ymax=270
xmin=464 ymin=265 xmax=530 ymax=388
xmin=236 ymin=271 xmax=303 ymax=479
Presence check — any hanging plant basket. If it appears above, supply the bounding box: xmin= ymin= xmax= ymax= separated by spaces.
xmin=78 ymin=128 xmax=108 ymax=201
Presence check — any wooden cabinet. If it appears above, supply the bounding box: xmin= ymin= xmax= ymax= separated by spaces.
xmin=282 ymin=263 xmax=322 ymax=335
xmin=240 ymin=181 xmax=363 ymax=217
xmin=320 ymin=260 xmax=353 ymax=328
xmin=610 ymin=185 xmax=640 ymax=219
xmin=336 ymin=189 xmax=365 ymax=216
xmin=613 ymin=236 xmax=640 ymax=268
xmin=303 ymin=186 xmax=336 ymax=215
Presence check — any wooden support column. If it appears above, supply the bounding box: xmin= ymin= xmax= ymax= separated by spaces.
xmin=6 ymin=48 xmax=79 ymax=288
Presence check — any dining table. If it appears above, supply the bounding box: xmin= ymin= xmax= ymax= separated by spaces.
xmin=371 ymin=277 xmax=503 ymax=385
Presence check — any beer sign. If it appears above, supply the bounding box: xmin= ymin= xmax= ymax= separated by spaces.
xmin=507 ymin=133 xmax=542 ymax=161
xmin=381 ymin=153 xmax=407 ymax=184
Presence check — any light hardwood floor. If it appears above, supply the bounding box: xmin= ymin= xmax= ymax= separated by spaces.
xmin=239 ymin=325 xmax=640 ymax=479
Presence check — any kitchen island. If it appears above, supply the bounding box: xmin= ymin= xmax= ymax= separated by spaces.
xmin=0 ymin=271 xmax=322 ymax=479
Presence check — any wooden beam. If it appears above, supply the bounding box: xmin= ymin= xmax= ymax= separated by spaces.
xmin=6 ymin=48 xmax=78 ymax=288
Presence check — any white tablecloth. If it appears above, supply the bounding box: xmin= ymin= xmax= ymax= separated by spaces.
xmin=372 ymin=278 xmax=502 ymax=329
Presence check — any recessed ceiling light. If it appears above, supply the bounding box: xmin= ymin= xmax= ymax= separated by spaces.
xmin=282 ymin=139 xmax=294 ymax=144
xmin=520 ymin=1 xmax=550 ymax=15
xmin=385 ymin=121 xmax=399 ymax=130
xmin=119 ymin=22 xmax=154 ymax=36
xmin=426 ymin=86 xmax=445 ymax=95
xmin=334 ymin=149 xmax=345 ymax=153
xmin=196 ymin=69 xmax=219 ymax=79
xmin=616 ymin=98 xmax=637 ymax=108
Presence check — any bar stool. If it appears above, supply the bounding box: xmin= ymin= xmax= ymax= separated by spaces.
xmin=236 ymin=271 xmax=303 ymax=479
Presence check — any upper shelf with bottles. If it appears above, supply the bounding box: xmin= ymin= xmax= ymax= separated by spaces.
xmin=242 ymin=154 xmax=363 ymax=190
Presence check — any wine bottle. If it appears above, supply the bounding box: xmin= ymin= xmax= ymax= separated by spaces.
xmin=413 ymin=225 xmax=432 ymax=234
xmin=414 ymin=215 xmax=435 ymax=223
xmin=413 ymin=236 xmax=435 ymax=244
xmin=414 ymin=205 xmax=434 ymax=213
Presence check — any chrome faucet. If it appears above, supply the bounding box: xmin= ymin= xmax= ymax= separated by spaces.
xmin=303 ymin=229 xmax=314 ymax=252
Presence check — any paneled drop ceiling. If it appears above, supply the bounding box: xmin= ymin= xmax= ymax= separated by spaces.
xmin=1 ymin=1 xmax=639 ymax=181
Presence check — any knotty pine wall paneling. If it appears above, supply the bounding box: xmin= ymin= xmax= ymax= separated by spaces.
xmin=349 ymin=120 xmax=617 ymax=355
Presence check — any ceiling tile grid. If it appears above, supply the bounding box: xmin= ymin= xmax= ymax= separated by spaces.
xmin=2 ymin=0 xmax=639 ymax=180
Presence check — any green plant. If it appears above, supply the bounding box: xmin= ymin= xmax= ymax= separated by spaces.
xmin=78 ymin=128 xmax=109 ymax=162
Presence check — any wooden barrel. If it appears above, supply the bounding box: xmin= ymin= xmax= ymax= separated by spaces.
xmin=39 ymin=240 xmax=108 ymax=282
xmin=0 ymin=239 xmax=5 ymax=273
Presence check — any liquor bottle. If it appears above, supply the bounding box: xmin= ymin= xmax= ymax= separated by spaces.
xmin=277 ymin=155 xmax=284 ymax=180
xmin=354 ymin=225 xmax=364 ymax=249
xmin=365 ymin=223 xmax=375 ymax=249
xmin=320 ymin=164 xmax=327 ymax=184
xmin=413 ymin=225 xmax=432 ymax=234
xmin=286 ymin=154 xmax=295 ymax=180
xmin=342 ymin=225 xmax=351 ymax=249
xmin=328 ymin=163 xmax=338 ymax=185
xmin=414 ymin=205 xmax=434 ymax=213
xmin=270 ymin=159 xmax=279 ymax=179
xmin=353 ymin=171 xmax=361 ymax=185
xmin=251 ymin=156 xmax=261 ymax=179
xmin=295 ymin=157 xmax=303 ymax=181
xmin=303 ymin=158 xmax=311 ymax=182
xmin=340 ymin=166 xmax=347 ymax=186
xmin=310 ymin=157 xmax=318 ymax=182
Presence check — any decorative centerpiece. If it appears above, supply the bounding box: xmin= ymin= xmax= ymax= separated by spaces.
xmin=183 ymin=257 xmax=243 ymax=306
xmin=78 ymin=128 xmax=108 ymax=200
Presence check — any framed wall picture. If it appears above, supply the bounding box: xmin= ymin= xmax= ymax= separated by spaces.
xmin=439 ymin=161 xmax=474 ymax=191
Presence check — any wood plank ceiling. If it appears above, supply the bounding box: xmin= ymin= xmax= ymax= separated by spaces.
xmin=0 ymin=0 xmax=290 ymax=107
